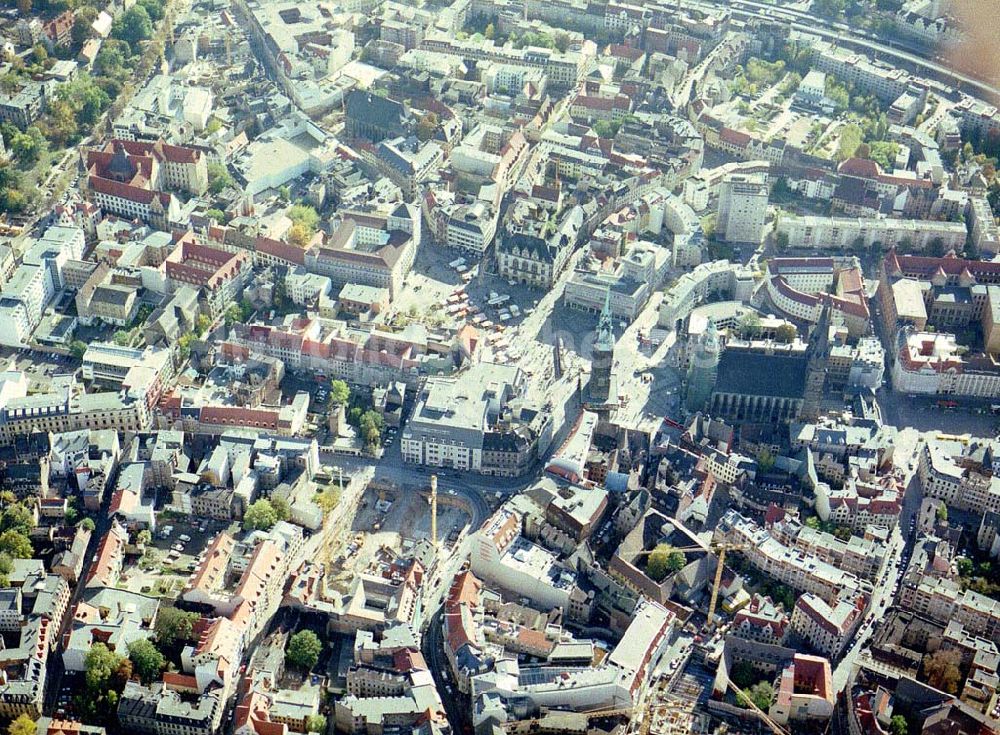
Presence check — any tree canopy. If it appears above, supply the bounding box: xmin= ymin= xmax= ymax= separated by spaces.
xmin=329 ymin=380 xmax=350 ymax=405
xmin=287 ymin=629 xmax=322 ymax=670
xmin=8 ymin=714 xmax=35 ymax=735
xmin=646 ymin=545 xmax=686 ymax=582
xmin=244 ymin=499 xmax=279 ymax=531
xmin=155 ymin=607 xmax=199 ymax=649
xmin=128 ymin=639 xmax=166 ymax=684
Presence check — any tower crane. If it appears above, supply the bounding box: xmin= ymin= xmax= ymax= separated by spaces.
xmin=634 ymin=540 xmax=750 ymax=629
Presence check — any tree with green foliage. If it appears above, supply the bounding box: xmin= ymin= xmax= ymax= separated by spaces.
xmin=936 ymin=502 xmax=948 ymax=522
xmin=70 ymin=340 xmax=89 ymax=359
xmin=812 ymin=0 xmax=847 ymax=19
xmin=128 ymin=639 xmax=165 ymax=684
xmin=646 ymin=544 xmax=685 ymax=582
xmin=31 ymin=43 xmax=47 ymax=66
xmin=271 ymin=496 xmax=291 ymax=522
xmin=305 ymin=715 xmax=327 ymax=733
xmin=0 ymin=161 xmax=27 ymax=215
xmin=224 ymin=303 xmax=242 ymax=326
xmin=95 ymin=39 xmax=131 ymax=79
xmin=136 ymin=0 xmax=165 ymax=22
xmin=244 ymin=499 xmax=279 ymax=531
xmin=79 ymin=517 xmax=96 ymax=532
xmin=207 ymin=162 xmax=234 ymax=195
xmin=869 ymin=141 xmax=900 ymax=169
xmin=196 ymin=314 xmax=212 ymax=336
xmin=729 ymin=660 xmax=757 ymax=689
xmin=73 ymin=6 xmax=99 ymax=45
xmin=592 ymin=119 xmax=620 ymax=138
xmin=957 ymin=557 xmax=974 ymax=577
xmin=0 ymin=552 xmax=13 ymax=588
xmin=82 ymin=643 xmax=127 ymax=710
xmin=741 ymin=681 xmax=775 ymax=711
xmin=288 ymin=203 xmax=320 ymax=232
xmin=8 ymin=714 xmax=35 ymax=735
xmin=360 ymin=410 xmax=384 ymax=447
xmin=155 ymin=607 xmax=199 ymax=649
xmin=775 ymin=323 xmax=797 ymax=343
xmin=889 ymin=715 xmax=908 ymax=735
xmin=836 ymin=124 xmax=863 ymax=161
xmin=176 ymin=334 xmax=195 ymax=364
xmin=11 ymin=126 xmax=45 ymax=165
xmin=329 ymin=379 xmax=349 ymax=406
xmin=286 ymin=629 xmax=322 ymax=670
xmin=737 ymin=311 xmax=761 ymax=339
xmin=756 ymin=447 xmax=776 ymax=473
xmin=0 ymin=503 xmax=35 ymax=536
xmin=313 ymin=488 xmax=340 ymax=516
xmin=0 ymin=530 xmax=32 ymax=559
xmin=113 ymin=330 xmax=131 ymax=346
xmin=112 ymin=5 xmax=153 ymax=48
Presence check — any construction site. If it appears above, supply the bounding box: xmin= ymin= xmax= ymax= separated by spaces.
xmin=325 ymin=479 xmax=473 ymax=582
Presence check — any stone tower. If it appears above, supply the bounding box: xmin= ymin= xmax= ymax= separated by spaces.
xmin=801 ymin=304 xmax=831 ymax=420
xmin=589 ymin=288 xmax=615 ymax=404
xmin=686 ymin=318 xmax=721 ymax=412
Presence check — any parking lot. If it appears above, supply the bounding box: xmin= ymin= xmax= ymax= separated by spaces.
xmin=0 ymin=347 xmax=78 ymax=391
xmin=878 ymin=389 xmax=1000 ymax=437
xmin=124 ymin=515 xmax=236 ymax=597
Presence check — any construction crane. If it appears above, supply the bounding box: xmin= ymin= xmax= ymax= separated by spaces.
xmin=634 ymin=541 xmax=749 ymax=629
xmin=727 ymin=678 xmax=791 ymax=735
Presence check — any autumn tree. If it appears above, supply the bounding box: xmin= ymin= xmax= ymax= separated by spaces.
xmin=8 ymin=714 xmax=34 ymax=735
xmin=922 ymin=648 xmax=962 ymax=694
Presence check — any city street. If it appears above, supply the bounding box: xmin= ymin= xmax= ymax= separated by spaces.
xmin=831 ymin=427 xmax=924 ymax=692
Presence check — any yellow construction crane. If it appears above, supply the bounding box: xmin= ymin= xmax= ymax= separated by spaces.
xmin=634 ymin=541 xmax=749 ymax=628
xmin=728 ymin=678 xmax=791 ymax=735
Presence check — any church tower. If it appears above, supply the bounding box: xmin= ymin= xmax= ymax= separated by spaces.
xmin=588 ymin=289 xmax=616 ymax=404
xmin=800 ymin=305 xmax=831 ymax=420
xmin=686 ymin=318 xmax=721 ymax=412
